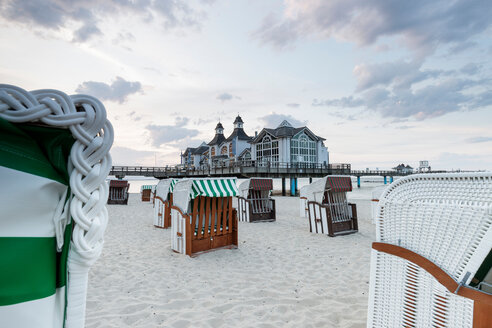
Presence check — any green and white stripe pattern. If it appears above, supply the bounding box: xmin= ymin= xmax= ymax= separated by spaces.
xmin=172 ymin=178 xmax=238 ymax=214
xmin=190 ymin=178 xmax=238 ymax=199
xmin=0 ymin=118 xmax=73 ymax=328
xmin=169 ymin=178 xmax=177 ymax=192
xmin=0 ymin=84 xmax=113 ymax=328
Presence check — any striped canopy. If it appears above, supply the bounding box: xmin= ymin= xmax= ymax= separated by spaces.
xmin=141 ymin=185 xmax=153 ymax=190
xmin=250 ymin=178 xmax=273 ymax=191
xmin=109 ymin=180 xmax=128 ymax=188
xmin=191 ymin=179 xmax=238 ymax=198
xmin=304 ymin=175 xmax=353 ymax=202
xmin=173 ymin=178 xmax=238 ymax=213
xmin=326 ymin=176 xmax=352 ymax=192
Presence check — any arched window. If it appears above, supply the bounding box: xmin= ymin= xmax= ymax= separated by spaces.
xmin=291 ymin=132 xmax=316 ymax=163
xmin=211 ymin=147 xmax=215 ymax=156
xmin=221 ymin=145 xmax=228 ymax=155
xmin=256 ymin=135 xmax=279 ymax=164
xmin=229 ymin=143 xmax=233 ymax=157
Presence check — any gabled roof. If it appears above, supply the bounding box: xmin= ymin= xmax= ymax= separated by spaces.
xmin=191 ymin=145 xmax=209 ymax=155
xmin=233 ymin=115 xmax=244 ymax=124
xmin=250 ymin=125 xmax=325 ymax=143
xmin=208 ymin=133 xmax=226 ymax=146
xmin=225 ymin=128 xmax=252 ymax=142
xmin=215 ymin=122 xmax=224 ymax=129
xmin=182 ymin=147 xmax=196 ymax=156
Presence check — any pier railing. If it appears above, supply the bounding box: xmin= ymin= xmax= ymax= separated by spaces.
xmin=110 ymin=161 xmax=353 ymax=178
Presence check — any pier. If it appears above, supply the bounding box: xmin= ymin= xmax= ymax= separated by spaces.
xmin=110 ymin=162 xmax=413 ymax=196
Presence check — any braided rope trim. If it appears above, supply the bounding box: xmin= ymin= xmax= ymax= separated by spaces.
xmin=0 ymin=84 xmax=113 ymax=327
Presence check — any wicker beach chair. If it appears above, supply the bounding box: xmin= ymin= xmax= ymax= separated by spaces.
xmin=154 ymin=178 xmax=177 ymax=229
xmin=0 ymin=85 xmax=113 ymax=327
xmin=237 ymin=178 xmax=276 ymax=222
xmin=304 ymin=175 xmax=358 ymax=237
xmin=108 ymin=179 xmax=130 ymax=205
xmin=368 ymin=173 xmax=492 ymax=328
xmin=171 ymin=178 xmax=238 ymax=256
xmin=141 ymin=185 xmax=153 ymax=201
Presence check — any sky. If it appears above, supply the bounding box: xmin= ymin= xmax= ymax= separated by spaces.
xmin=1 ymin=0 xmax=491 ymax=171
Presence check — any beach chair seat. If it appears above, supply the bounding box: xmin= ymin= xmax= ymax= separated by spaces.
xmin=367 ymin=173 xmax=492 ymax=328
xmin=171 ymin=178 xmax=238 ymax=256
xmin=237 ymin=178 xmax=276 ymax=222
xmin=0 ymin=85 xmax=113 ymax=328
xmin=304 ymin=176 xmax=358 ymax=237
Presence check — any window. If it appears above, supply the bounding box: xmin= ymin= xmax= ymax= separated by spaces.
xmin=291 ymin=132 xmax=317 ymax=164
xmin=221 ymin=145 xmax=228 ymax=155
xmin=229 ymin=143 xmax=233 ymax=157
xmin=211 ymin=147 xmax=215 ymax=156
xmin=256 ymin=135 xmax=279 ymax=164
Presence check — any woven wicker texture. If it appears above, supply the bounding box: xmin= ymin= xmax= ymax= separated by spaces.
xmin=368 ymin=173 xmax=492 ymax=328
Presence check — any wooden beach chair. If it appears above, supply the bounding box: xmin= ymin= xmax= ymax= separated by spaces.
xmin=108 ymin=179 xmax=130 ymax=205
xmin=153 ymin=178 xmax=177 ymax=229
xmin=0 ymin=84 xmax=113 ymax=327
xmin=304 ymin=175 xmax=357 ymax=237
xmin=237 ymin=178 xmax=276 ymax=222
xmin=171 ymin=178 xmax=238 ymax=256
xmin=141 ymin=185 xmax=152 ymax=201
xmin=299 ymin=185 xmax=309 ymax=218
xmin=368 ymin=173 xmax=492 ymax=328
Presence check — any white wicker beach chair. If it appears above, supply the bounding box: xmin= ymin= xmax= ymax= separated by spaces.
xmin=368 ymin=173 xmax=492 ymax=328
xmin=0 ymin=85 xmax=113 ymax=328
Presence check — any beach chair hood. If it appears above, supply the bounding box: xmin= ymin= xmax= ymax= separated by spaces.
xmin=303 ymin=175 xmax=352 ymax=202
xmin=156 ymin=179 xmax=172 ymax=200
xmin=173 ymin=178 xmax=238 ymax=213
xmin=238 ymin=178 xmax=273 ymax=198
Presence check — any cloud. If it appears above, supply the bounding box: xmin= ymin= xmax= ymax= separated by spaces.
xmin=314 ymin=57 xmax=492 ymax=120
xmin=110 ymin=146 xmax=156 ymax=166
xmin=146 ymin=124 xmax=199 ymax=147
xmin=216 ymin=92 xmax=241 ymax=102
xmin=465 ymin=136 xmax=492 ymax=143
xmin=286 ymin=103 xmax=300 ymax=108
xmin=0 ymin=0 xmax=213 ymax=42
xmin=259 ymin=112 xmax=307 ymax=128
xmin=75 ymin=76 xmax=142 ymax=103
xmin=254 ymin=0 xmax=492 ymax=55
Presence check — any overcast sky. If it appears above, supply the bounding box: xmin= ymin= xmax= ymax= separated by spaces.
xmin=1 ymin=0 xmax=491 ymax=170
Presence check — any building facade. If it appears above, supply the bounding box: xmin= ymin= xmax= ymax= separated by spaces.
xmin=181 ymin=117 xmax=329 ymax=168
xmin=250 ymin=120 xmax=329 ymax=166
xmin=208 ymin=115 xmax=253 ymax=166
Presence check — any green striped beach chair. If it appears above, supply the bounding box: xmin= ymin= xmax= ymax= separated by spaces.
xmin=171 ymin=178 xmax=238 ymax=256
xmin=0 ymin=85 xmax=113 ymax=327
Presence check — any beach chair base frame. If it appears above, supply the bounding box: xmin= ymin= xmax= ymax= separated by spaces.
xmin=307 ymin=202 xmax=358 ymax=237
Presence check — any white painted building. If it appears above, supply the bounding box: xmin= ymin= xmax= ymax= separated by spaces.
xmin=250 ymin=120 xmax=329 ymax=166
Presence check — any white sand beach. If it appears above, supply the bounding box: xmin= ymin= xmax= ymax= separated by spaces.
xmin=86 ymin=188 xmax=378 ymax=328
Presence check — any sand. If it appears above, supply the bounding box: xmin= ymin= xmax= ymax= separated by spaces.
xmin=85 ymin=191 xmax=376 ymax=328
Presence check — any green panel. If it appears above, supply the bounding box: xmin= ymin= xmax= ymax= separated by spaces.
xmin=0 ymin=237 xmax=59 ymax=306
xmin=0 ymin=117 xmax=74 ymax=185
